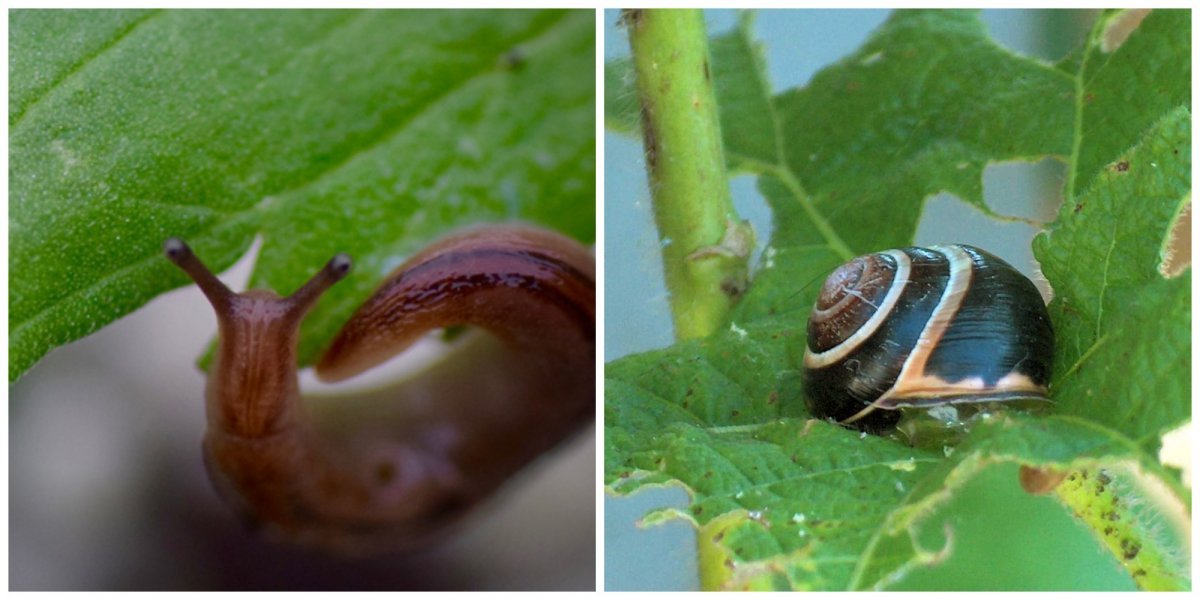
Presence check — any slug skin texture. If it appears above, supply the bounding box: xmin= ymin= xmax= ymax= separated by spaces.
xmin=166 ymin=224 xmax=595 ymax=553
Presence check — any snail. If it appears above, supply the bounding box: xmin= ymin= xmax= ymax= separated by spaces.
xmin=801 ymin=244 xmax=1054 ymax=442
xmin=164 ymin=223 xmax=594 ymax=553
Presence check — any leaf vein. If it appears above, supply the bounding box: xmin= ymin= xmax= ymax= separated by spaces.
xmin=12 ymin=10 xmax=162 ymax=128
xmin=1096 ymin=226 xmax=1118 ymax=338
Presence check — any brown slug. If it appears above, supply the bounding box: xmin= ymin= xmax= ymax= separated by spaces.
xmin=164 ymin=223 xmax=595 ymax=553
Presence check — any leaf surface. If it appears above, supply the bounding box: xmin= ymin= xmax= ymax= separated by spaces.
xmin=10 ymin=9 xmax=596 ymax=381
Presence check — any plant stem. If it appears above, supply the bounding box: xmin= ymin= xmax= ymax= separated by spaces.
xmin=625 ymin=9 xmax=750 ymax=340
xmin=1052 ymin=466 xmax=1190 ymax=591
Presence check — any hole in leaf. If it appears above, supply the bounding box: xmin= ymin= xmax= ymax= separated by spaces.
xmin=731 ymin=174 xmax=772 ymax=274
xmin=1159 ymin=422 xmax=1191 ymax=487
xmin=914 ymin=192 xmax=1053 ymax=303
xmin=982 ymin=158 xmax=1065 ymax=223
xmin=1159 ymin=197 xmax=1190 ymax=278
xmin=1101 ymin=9 xmax=1151 ymax=53
xmin=983 ymin=9 xmax=1095 ymax=62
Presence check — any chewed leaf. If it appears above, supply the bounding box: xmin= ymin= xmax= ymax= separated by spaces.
xmin=1036 ymin=108 xmax=1190 ymax=447
xmin=606 ymin=9 xmax=1189 ymax=591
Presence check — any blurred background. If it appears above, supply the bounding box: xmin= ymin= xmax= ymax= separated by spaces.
xmin=9 ymin=244 xmax=596 ymax=590
xmin=603 ymin=8 xmax=1149 ymax=591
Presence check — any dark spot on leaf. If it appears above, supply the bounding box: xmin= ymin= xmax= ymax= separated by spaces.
xmin=1074 ymin=202 xmax=1085 ymax=214
xmin=703 ymin=59 xmax=711 ymax=82
xmin=694 ymin=505 xmax=704 ymax=515
xmin=498 ymin=47 xmax=526 ymax=71
xmin=686 ymin=388 xmax=695 ymax=396
xmin=767 ymin=391 xmax=779 ymax=405
xmin=731 ymin=409 xmax=741 ymax=418
xmin=704 ymin=470 xmax=713 ymax=479
xmin=1113 ymin=160 xmax=1130 ymax=172
xmin=1097 ymin=470 xmax=1112 ymax=485
xmin=1104 ymin=526 xmax=1114 ymax=535
xmin=714 ymin=531 xmax=725 ymax=543
xmin=721 ymin=277 xmax=747 ymax=298
xmin=1122 ymin=541 xmax=1141 ymax=560
xmin=1133 ymin=569 xmax=1147 ymax=578
xmin=1085 ymin=92 xmax=1095 ymax=103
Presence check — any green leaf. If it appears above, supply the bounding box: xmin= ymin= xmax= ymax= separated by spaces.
xmin=10 ymin=9 xmax=595 ymax=381
xmin=1063 ymin=9 xmax=1191 ymax=198
xmin=606 ymin=9 xmax=1189 ymax=590
xmin=604 ymin=56 xmax=638 ymax=135
xmin=852 ymin=415 xmax=1187 ymax=589
xmin=606 ymin=320 xmax=943 ymax=590
xmin=1035 ymin=108 xmax=1190 ymax=448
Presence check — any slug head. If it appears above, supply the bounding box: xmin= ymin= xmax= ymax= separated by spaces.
xmin=164 ymin=238 xmax=352 ymax=436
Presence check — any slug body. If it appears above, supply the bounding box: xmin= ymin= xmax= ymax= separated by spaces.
xmin=802 ymin=244 xmax=1053 ymax=437
xmin=165 ymin=224 xmax=594 ymax=552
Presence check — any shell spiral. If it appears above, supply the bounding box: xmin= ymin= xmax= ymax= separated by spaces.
xmin=802 ymin=245 xmax=1054 ymax=432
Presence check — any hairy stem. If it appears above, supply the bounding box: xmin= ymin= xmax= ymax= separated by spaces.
xmin=625 ymin=9 xmax=750 ymax=340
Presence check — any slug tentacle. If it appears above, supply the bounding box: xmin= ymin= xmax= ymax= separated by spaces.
xmin=283 ymin=253 xmax=353 ymax=318
xmin=164 ymin=238 xmax=235 ymax=313
xmin=165 ymin=223 xmax=595 ymax=553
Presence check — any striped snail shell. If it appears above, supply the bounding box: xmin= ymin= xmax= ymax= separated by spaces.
xmin=802 ymin=244 xmax=1054 ymax=434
